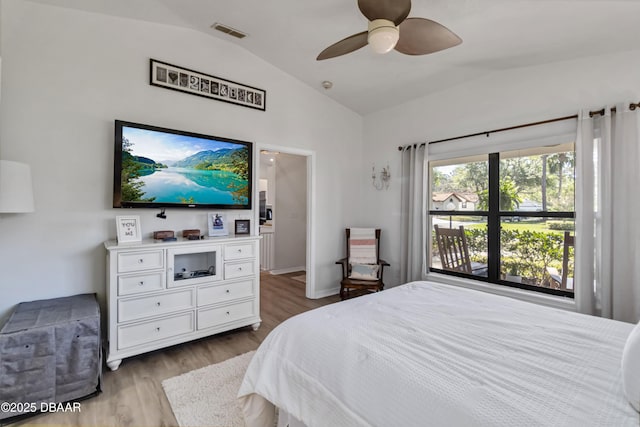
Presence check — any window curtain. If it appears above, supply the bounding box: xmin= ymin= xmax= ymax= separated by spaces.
xmin=576 ymin=103 xmax=640 ymax=323
xmin=400 ymin=144 xmax=428 ymax=283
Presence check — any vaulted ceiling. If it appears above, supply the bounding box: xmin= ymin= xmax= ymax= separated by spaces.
xmin=26 ymin=0 xmax=640 ymax=115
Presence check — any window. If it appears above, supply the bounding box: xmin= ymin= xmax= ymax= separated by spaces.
xmin=429 ymin=143 xmax=575 ymax=297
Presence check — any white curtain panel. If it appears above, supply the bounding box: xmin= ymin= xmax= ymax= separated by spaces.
xmin=577 ymin=103 xmax=640 ymax=323
xmin=400 ymin=144 xmax=428 ymax=283
xmin=575 ymin=110 xmax=596 ymax=316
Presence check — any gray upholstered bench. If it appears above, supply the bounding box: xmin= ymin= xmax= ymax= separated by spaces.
xmin=0 ymin=293 xmax=102 ymax=421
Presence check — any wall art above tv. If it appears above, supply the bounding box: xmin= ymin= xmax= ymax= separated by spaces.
xmin=113 ymin=120 xmax=253 ymax=210
xmin=150 ymin=59 xmax=266 ymax=111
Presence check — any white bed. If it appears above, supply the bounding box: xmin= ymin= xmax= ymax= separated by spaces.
xmin=238 ymin=281 xmax=640 ymax=426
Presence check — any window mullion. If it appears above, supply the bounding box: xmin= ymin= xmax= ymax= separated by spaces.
xmin=487 ymin=153 xmax=500 ymax=282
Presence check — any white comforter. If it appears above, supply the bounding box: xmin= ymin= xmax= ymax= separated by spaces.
xmin=238 ymin=281 xmax=639 ymax=426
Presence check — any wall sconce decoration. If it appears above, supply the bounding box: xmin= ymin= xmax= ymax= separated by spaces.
xmin=0 ymin=160 xmax=35 ymax=213
xmin=372 ymin=163 xmax=391 ymax=191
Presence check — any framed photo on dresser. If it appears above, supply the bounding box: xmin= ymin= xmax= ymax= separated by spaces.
xmin=208 ymin=213 xmax=228 ymax=237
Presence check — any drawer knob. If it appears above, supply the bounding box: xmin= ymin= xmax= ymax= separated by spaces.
xmin=156 ymin=302 xmax=161 ymax=307
xmin=156 ymin=327 xmax=160 ymax=332
xmin=238 ymin=267 xmax=242 ymax=271
xmin=226 ymin=311 xmax=230 ymax=315
xmin=138 ymin=281 xmax=145 ymax=286
xmin=237 ymin=249 xmax=242 ymax=252
xmin=138 ymin=259 xmax=144 ymax=264
xmin=226 ymin=289 xmax=230 ymax=293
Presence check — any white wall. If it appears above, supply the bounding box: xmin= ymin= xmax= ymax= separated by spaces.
xmin=273 ymin=153 xmax=307 ymax=272
xmin=362 ymin=49 xmax=640 ymax=288
xmin=0 ymin=0 xmax=363 ymax=321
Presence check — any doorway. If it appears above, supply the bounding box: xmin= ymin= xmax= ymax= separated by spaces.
xmin=257 ymin=144 xmax=316 ymax=298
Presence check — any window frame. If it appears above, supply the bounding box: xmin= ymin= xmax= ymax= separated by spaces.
xmin=428 ymin=152 xmax=575 ymax=298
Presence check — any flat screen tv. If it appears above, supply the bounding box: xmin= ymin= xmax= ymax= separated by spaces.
xmin=113 ymin=120 xmax=252 ymax=209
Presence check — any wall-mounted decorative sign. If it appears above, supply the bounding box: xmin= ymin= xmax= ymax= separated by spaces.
xmin=150 ymin=59 xmax=266 ymax=111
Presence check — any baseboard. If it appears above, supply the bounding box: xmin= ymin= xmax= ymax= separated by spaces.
xmin=269 ymin=266 xmax=306 ymax=275
xmin=311 ymin=287 xmax=340 ymax=299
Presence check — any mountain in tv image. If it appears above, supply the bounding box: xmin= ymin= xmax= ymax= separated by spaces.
xmin=121 ymin=136 xmax=249 ymax=206
xmin=131 ymin=155 xmax=168 ymax=170
xmin=171 ymin=148 xmax=238 ymax=168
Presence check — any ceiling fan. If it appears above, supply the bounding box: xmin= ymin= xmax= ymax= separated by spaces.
xmin=317 ymin=0 xmax=462 ymax=60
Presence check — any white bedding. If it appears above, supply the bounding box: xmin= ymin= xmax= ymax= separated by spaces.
xmin=238 ymin=281 xmax=639 ymax=426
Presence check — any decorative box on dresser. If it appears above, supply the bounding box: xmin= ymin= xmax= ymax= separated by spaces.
xmin=104 ymin=235 xmax=261 ymax=371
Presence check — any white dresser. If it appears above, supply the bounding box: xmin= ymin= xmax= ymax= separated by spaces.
xmin=104 ymin=236 xmax=260 ymax=371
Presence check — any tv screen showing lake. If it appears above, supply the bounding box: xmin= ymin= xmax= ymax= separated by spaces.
xmin=136 ymin=167 xmax=244 ymax=205
xmin=120 ymin=125 xmax=250 ymax=206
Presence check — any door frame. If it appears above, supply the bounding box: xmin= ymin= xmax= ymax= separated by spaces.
xmin=256 ymin=143 xmax=316 ymax=299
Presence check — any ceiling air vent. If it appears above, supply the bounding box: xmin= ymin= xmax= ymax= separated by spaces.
xmin=212 ymin=23 xmax=247 ymax=39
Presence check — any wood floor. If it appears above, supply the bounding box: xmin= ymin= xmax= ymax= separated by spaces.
xmin=14 ymin=272 xmax=340 ymax=427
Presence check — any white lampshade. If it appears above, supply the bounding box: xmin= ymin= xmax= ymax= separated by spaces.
xmin=368 ymin=19 xmax=400 ymax=54
xmin=0 ymin=160 xmax=35 ymax=213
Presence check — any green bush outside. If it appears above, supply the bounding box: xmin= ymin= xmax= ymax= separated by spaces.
xmin=547 ymin=220 xmax=575 ymax=231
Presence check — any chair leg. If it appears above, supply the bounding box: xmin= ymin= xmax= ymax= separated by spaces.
xmin=340 ymin=286 xmax=346 ymax=301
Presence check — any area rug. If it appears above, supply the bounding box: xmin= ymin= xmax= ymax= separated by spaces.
xmin=291 ymin=274 xmax=306 ymax=284
xmin=162 ymin=351 xmax=255 ymax=427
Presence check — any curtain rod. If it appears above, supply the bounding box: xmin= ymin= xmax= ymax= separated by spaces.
xmin=397 ymin=101 xmax=640 ymax=151
xmin=589 ymin=101 xmax=639 ymax=118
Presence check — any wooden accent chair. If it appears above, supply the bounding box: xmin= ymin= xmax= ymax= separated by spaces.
xmin=336 ymin=228 xmax=389 ymax=300
xmin=434 ymin=225 xmax=487 ymax=276
xmin=546 ymin=231 xmax=575 ymax=290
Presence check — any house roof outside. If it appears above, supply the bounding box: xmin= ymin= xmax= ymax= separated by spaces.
xmin=432 ymin=192 xmax=479 ymax=203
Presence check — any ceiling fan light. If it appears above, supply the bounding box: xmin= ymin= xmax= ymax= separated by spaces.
xmin=367 ymin=19 xmax=399 ymax=54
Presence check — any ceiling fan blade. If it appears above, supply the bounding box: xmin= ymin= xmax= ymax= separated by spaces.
xmin=394 ymin=18 xmax=462 ymax=56
xmin=316 ymin=31 xmax=368 ymax=60
xmin=358 ymin=0 xmax=411 ymax=26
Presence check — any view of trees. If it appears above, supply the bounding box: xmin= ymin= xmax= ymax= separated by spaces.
xmin=431 ymin=148 xmax=576 ymax=291
xmin=433 ymin=151 xmax=575 ymax=211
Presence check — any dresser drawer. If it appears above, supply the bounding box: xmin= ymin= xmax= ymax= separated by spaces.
xmin=118 ymin=289 xmax=194 ymax=323
xmin=224 ymin=260 xmax=255 ymax=280
xmin=118 ymin=272 xmax=165 ymax=296
xmin=198 ymin=279 xmax=254 ymax=307
xmin=224 ymin=242 xmax=256 ymax=261
xmin=197 ymin=300 xmax=255 ymax=330
xmin=117 ymin=312 xmax=194 ymax=350
xmin=118 ymin=250 xmax=164 ymax=273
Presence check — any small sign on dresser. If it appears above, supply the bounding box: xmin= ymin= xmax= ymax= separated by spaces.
xmin=116 ymin=216 xmax=142 ymax=243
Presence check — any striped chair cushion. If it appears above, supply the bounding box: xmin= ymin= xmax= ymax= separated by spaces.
xmin=348 ymin=228 xmax=377 ymax=265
